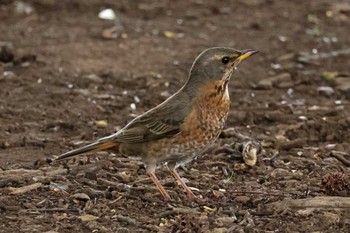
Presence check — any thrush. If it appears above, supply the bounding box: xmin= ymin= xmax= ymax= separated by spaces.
xmin=55 ymin=47 xmax=258 ymax=200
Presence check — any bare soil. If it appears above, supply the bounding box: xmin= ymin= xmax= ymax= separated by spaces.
xmin=1 ymin=0 xmax=350 ymax=232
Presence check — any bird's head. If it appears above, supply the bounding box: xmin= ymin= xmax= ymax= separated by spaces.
xmin=184 ymin=47 xmax=258 ymax=95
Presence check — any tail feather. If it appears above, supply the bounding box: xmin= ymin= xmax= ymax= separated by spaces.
xmin=55 ymin=140 xmax=116 ymax=161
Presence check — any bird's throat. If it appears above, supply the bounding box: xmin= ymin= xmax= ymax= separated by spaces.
xmin=195 ymin=80 xmax=230 ymax=104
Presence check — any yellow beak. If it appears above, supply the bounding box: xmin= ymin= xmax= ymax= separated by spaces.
xmin=237 ymin=49 xmax=259 ymax=61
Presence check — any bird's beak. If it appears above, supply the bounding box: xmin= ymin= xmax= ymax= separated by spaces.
xmin=237 ymin=49 xmax=259 ymax=62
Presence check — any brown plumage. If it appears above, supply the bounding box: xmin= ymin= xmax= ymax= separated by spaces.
xmin=55 ymin=47 xmax=258 ymax=200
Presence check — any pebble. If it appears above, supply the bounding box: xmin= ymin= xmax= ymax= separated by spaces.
xmin=49 ymin=182 xmax=69 ymax=192
xmin=234 ymin=195 xmax=250 ymax=204
xmin=215 ymin=216 xmax=236 ymax=225
xmin=211 ymin=228 xmax=228 ymax=233
xmin=270 ymin=168 xmax=292 ymax=179
xmin=296 ymin=208 xmax=314 ymax=217
xmin=98 ymin=9 xmax=116 ymax=20
xmin=2 ymin=71 xmax=15 ymax=78
xmin=321 ymin=212 xmax=341 ymax=224
xmin=317 ymin=86 xmax=334 ymax=97
xmin=212 ymin=190 xmax=224 ymax=198
xmin=115 ymin=171 xmax=131 ymax=183
xmin=84 ymin=74 xmax=104 ymax=83
xmin=95 ymin=120 xmax=108 ymax=127
xmin=15 ymin=1 xmax=34 ymax=15
xmin=334 ymin=77 xmax=350 ymax=99
xmin=79 ymin=214 xmax=99 ymax=222
xmin=71 ymin=193 xmax=91 ymax=201
xmin=256 ymin=73 xmax=292 ymax=89
xmin=130 ymin=103 xmax=136 ymax=111
xmin=82 ymin=187 xmax=102 ymax=199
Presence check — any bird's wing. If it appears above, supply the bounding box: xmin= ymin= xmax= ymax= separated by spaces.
xmin=101 ymin=92 xmax=192 ymax=144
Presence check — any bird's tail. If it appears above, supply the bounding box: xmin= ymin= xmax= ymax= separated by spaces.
xmin=54 ymin=140 xmax=117 ymax=161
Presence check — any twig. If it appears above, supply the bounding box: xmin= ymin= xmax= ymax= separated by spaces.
xmin=329 ymin=151 xmax=350 ymax=167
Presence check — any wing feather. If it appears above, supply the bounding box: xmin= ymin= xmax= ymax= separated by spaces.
xmin=106 ymin=91 xmax=191 ymax=144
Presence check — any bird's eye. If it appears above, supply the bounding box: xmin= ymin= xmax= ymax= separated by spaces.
xmin=221 ymin=56 xmax=230 ymax=64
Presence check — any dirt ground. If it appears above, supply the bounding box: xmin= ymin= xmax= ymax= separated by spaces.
xmin=1 ymin=0 xmax=350 ymax=232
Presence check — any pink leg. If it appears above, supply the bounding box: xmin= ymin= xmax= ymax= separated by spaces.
xmin=170 ymin=169 xmax=196 ymax=200
xmin=147 ymin=172 xmax=171 ymax=200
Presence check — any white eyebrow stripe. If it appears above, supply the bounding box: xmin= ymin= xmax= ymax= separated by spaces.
xmin=208 ymin=54 xmax=225 ymax=61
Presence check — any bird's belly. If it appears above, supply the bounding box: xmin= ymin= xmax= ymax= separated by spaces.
xmin=141 ymin=90 xmax=230 ymax=167
xmin=148 ymin=108 xmax=229 ymax=165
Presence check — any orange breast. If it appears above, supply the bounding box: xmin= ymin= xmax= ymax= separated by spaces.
xmin=144 ymin=80 xmax=230 ymax=165
xmin=178 ymin=80 xmax=230 ymax=144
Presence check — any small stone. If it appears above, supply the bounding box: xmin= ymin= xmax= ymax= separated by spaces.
xmin=2 ymin=71 xmax=15 ymax=78
xmin=317 ymin=86 xmax=335 ymax=96
xmin=98 ymin=9 xmax=116 ymax=20
xmin=296 ymin=208 xmax=315 ymax=217
xmin=85 ymin=171 xmax=97 ymax=180
xmin=321 ymin=212 xmax=341 ymax=225
xmin=270 ymin=168 xmax=292 ymax=179
xmin=115 ymin=171 xmax=131 ymax=183
xmin=21 ymin=61 xmax=30 ymax=67
xmin=84 ymin=74 xmax=104 ymax=83
xmin=233 ymin=163 xmax=248 ymax=171
xmin=211 ymin=228 xmax=228 ymax=233
xmin=212 ymin=190 xmax=224 ymax=198
xmin=271 ymin=63 xmax=281 ymax=70
xmin=134 ymin=96 xmax=140 ymax=103
xmin=270 ymin=72 xmax=292 ymax=84
xmin=163 ymin=31 xmax=176 ymax=38
xmin=277 ymin=81 xmax=294 ymax=88
xmin=15 ymin=1 xmax=34 ymax=15
xmin=79 ymin=214 xmax=99 ymax=221
xmin=71 ymin=193 xmax=91 ymax=201
xmin=235 ymin=195 xmax=250 ymax=204
xmin=1 ymin=140 xmax=10 ymax=148
xmin=325 ymin=144 xmax=337 ymax=149
xmin=256 ymin=78 xmax=273 ymax=89
xmin=334 ymin=100 xmax=342 ymax=105
xmin=334 ymin=77 xmax=350 ymax=99
xmin=256 ymin=73 xmax=292 ymax=89
xmin=216 ymin=216 xmax=236 ymax=225
xmin=49 ymin=182 xmax=69 ymax=192
xmin=130 ymin=103 xmax=136 ymax=111
xmin=95 ymin=120 xmax=108 ymax=127
xmin=322 ymin=71 xmax=338 ymax=81
xmin=73 ymin=88 xmax=91 ymax=96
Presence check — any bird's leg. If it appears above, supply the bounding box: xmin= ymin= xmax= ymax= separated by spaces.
xmin=169 ymin=168 xmax=196 ymax=200
xmin=147 ymin=171 xmax=171 ymax=200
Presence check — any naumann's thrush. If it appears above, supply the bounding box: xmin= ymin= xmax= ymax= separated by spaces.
xmin=55 ymin=47 xmax=258 ymax=200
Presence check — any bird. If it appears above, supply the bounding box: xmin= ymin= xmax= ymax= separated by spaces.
xmin=54 ymin=47 xmax=258 ymax=200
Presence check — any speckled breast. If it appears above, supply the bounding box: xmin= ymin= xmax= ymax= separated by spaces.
xmin=154 ymin=80 xmax=231 ymax=164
